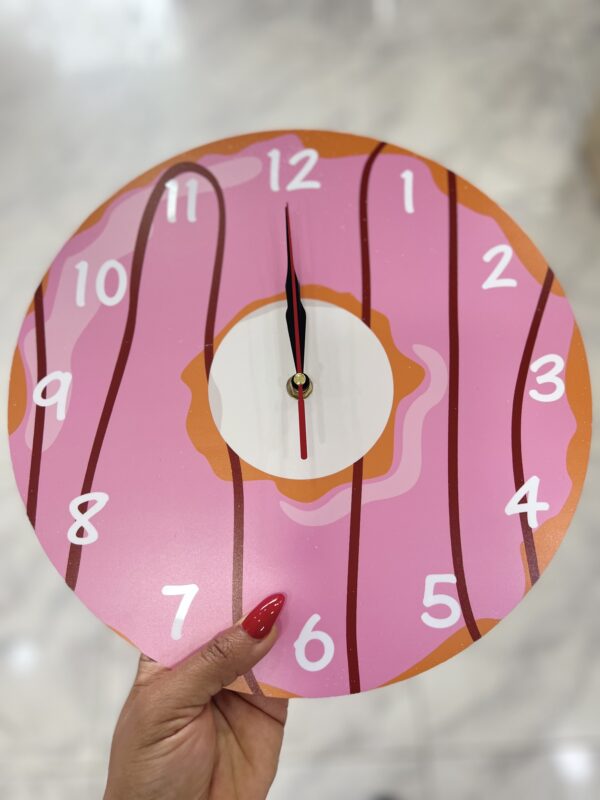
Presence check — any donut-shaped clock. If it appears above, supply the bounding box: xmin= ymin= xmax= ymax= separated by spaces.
xmin=7 ymin=130 xmax=592 ymax=698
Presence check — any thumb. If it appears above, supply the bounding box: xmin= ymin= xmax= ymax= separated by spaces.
xmin=147 ymin=592 xmax=286 ymax=710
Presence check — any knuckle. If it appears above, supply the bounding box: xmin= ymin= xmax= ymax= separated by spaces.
xmin=202 ymin=632 xmax=236 ymax=666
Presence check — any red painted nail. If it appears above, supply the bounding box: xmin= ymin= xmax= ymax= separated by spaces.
xmin=242 ymin=593 xmax=286 ymax=640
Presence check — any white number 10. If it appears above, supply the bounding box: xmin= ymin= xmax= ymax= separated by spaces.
xmin=75 ymin=260 xmax=127 ymax=308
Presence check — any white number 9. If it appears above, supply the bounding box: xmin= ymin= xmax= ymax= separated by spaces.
xmin=529 ymin=354 xmax=565 ymax=403
xmin=421 ymin=574 xmax=462 ymax=629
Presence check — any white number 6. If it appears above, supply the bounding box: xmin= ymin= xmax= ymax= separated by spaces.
xmin=421 ymin=574 xmax=462 ymax=629
xmin=529 ymin=354 xmax=565 ymax=403
xmin=294 ymin=613 xmax=335 ymax=672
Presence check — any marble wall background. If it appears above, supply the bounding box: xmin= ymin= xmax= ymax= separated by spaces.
xmin=1 ymin=1 xmax=599 ymax=798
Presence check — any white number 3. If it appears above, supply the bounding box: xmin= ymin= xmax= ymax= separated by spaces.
xmin=529 ymin=354 xmax=565 ymax=403
xmin=421 ymin=574 xmax=461 ymax=629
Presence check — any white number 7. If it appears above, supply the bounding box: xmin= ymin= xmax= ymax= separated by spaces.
xmin=421 ymin=574 xmax=462 ymax=629
xmin=161 ymin=584 xmax=199 ymax=640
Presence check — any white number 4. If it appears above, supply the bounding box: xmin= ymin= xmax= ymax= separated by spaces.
xmin=505 ymin=476 xmax=549 ymax=529
xmin=161 ymin=584 xmax=199 ymax=640
xmin=421 ymin=574 xmax=461 ymax=629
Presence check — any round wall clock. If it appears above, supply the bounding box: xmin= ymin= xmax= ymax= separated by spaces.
xmin=7 ymin=130 xmax=592 ymax=698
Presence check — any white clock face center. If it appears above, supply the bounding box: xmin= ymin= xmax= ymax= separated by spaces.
xmin=207 ymin=300 xmax=394 ymax=480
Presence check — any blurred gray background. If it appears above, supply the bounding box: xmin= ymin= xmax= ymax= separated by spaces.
xmin=1 ymin=1 xmax=599 ymax=798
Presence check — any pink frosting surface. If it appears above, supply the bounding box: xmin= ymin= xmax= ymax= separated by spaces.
xmin=8 ymin=133 xmax=585 ymax=697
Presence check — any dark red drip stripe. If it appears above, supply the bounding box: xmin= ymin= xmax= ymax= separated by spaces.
xmin=347 ymin=141 xmax=386 ymax=694
xmin=26 ymin=283 xmax=48 ymax=527
xmin=511 ymin=267 xmax=554 ymax=586
xmin=62 ymin=160 xmax=262 ymax=694
xmin=447 ymin=171 xmax=481 ymax=643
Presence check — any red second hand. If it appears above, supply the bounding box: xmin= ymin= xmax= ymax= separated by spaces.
xmin=297 ymin=383 xmax=307 ymax=460
xmin=286 ymin=204 xmax=308 ymax=460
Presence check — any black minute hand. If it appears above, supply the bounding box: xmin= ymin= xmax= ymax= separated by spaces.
xmin=284 ymin=204 xmax=308 ymax=460
xmin=284 ymin=204 xmax=307 ymax=374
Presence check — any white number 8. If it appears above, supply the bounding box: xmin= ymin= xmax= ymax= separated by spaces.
xmin=421 ymin=574 xmax=462 ymax=629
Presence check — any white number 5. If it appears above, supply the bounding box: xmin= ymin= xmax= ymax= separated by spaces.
xmin=421 ymin=574 xmax=461 ymax=629
xmin=529 ymin=354 xmax=565 ymax=403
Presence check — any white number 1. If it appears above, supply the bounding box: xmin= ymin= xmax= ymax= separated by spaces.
xmin=161 ymin=584 xmax=199 ymax=640
xmin=400 ymin=169 xmax=415 ymax=214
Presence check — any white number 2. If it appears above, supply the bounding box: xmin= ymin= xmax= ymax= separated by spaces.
xmin=161 ymin=584 xmax=199 ymax=640
xmin=482 ymin=244 xmax=517 ymax=290
xmin=505 ymin=475 xmax=549 ymax=529
xmin=421 ymin=574 xmax=461 ymax=629
xmin=267 ymin=148 xmax=321 ymax=192
xmin=529 ymin=354 xmax=565 ymax=403
xmin=294 ymin=613 xmax=335 ymax=672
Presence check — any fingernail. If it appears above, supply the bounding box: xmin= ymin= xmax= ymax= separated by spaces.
xmin=242 ymin=593 xmax=286 ymax=640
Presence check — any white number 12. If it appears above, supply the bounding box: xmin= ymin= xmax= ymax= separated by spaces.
xmin=267 ymin=148 xmax=321 ymax=192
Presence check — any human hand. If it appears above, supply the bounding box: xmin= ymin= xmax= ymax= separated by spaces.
xmin=103 ymin=593 xmax=287 ymax=800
